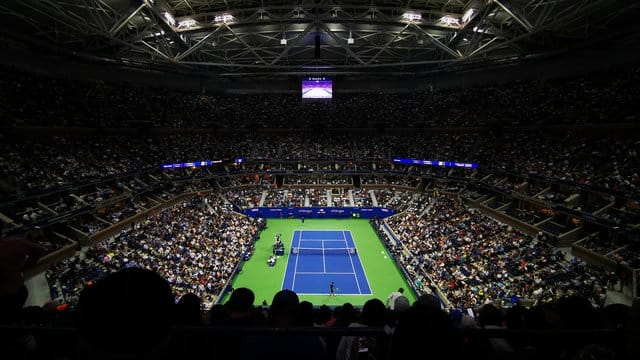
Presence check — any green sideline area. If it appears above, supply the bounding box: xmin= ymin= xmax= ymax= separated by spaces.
xmin=223 ymin=219 xmax=416 ymax=307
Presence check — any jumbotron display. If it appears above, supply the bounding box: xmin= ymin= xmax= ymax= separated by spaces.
xmin=301 ymin=76 xmax=332 ymax=99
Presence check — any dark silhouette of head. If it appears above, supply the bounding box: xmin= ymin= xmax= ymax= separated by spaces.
xmin=555 ymin=295 xmax=602 ymax=329
xmin=226 ymin=287 xmax=255 ymax=315
xmin=361 ymin=298 xmax=387 ymax=326
xmin=335 ymin=302 xmax=356 ymax=326
xmin=175 ymin=293 xmax=201 ymax=326
xmin=208 ymin=303 xmax=230 ymax=326
xmin=394 ymin=295 xmax=410 ymax=313
xmin=269 ymin=289 xmax=300 ymax=327
xmin=226 ymin=287 xmax=259 ymax=326
xmin=78 ymin=268 xmax=174 ymax=355
xmin=298 ymin=300 xmax=315 ymax=326
xmin=316 ymin=304 xmax=333 ymax=326
xmin=415 ymin=294 xmax=441 ymax=311
xmin=478 ymin=303 xmax=503 ymax=328
xmin=391 ymin=300 xmax=461 ymax=357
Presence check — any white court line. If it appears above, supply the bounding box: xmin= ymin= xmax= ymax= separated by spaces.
xmin=343 ymin=230 xmax=362 ymax=294
xmin=343 ymin=230 xmax=374 ymax=294
xmin=281 ymin=230 xmax=299 ymax=291
xmin=297 ymin=229 xmax=351 ymax=242
xmin=296 ymin=272 xmax=356 ymax=275
xmin=293 ymin=229 xmax=353 ymax=232
xmin=344 ymin=230 xmax=375 ymax=294
xmin=291 ymin=231 xmax=301 ymax=291
xmin=299 ymin=240 xmax=346 ymax=242
xmin=296 ymin=293 xmax=371 ymax=296
xmin=293 ymin=229 xmax=375 ymax=295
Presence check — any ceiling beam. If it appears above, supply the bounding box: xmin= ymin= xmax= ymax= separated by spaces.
xmin=316 ymin=21 xmax=365 ymax=65
xmin=175 ymin=25 xmax=224 ymax=61
xmin=493 ymin=0 xmax=533 ymax=32
xmin=412 ymin=24 xmax=463 ymax=59
xmin=224 ymin=23 xmax=266 ymax=65
xmin=269 ymin=21 xmax=316 ymax=65
xmin=110 ymin=2 xmax=147 ymax=36
xmin=367 ymin=24 xmax=410 ymax=64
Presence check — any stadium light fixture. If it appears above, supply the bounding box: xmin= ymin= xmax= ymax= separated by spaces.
xmin=214 ymin=14 xmax=234 ymax=24
xmin=163 ymin=12 xmax=176 ymax=26
xmin=347 ymin=30 xmax=354 ymax=44
xmin=177 ymin=19 xmax=197 ymax=29
xmin=402 ymin=12 xmax=422 ymax=22
xmin=440 ymin=15 xmax=460 ymax=26
xmin=462 ymin=9 xmax=476 ymax=23
xmin=472 ymin=26 xmax=487 ymax=33
xmin=280 ymin=38 xmax=287 ymax=45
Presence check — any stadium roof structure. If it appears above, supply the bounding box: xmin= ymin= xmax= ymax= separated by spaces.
xmin=0 ymin=0 xmax=637 ymax=75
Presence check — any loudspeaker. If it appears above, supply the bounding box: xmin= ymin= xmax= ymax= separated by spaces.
xmin=314 ymin=34 xmax=320 ymax=58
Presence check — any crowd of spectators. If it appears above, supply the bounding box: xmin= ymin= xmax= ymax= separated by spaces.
xmin=283 ymin=188 xmax=303 ymax=207
xmin=505 ymin=207 xmax=548 ymax=225
xmin=599 ymin=207 xmax=640 ymax=225
xmin=384 ymin=195 xmax=609 ymax=310
xmin=307 ymin=189 xmax=328 ymax=206
xmin=37 ymin=182 xmax=627 ymax=316
xmin=579 ymin=233 xmax=624 ymax=256
xmin=262 ymin=189 xmax=287 ymax=207
xmin=225 ymin=188 xmax=264 ymax=209
xmin=2 ymin=131 xmax=637 ymax=202
xmin=2 ymin=64 xmax=639 ymax=129
xmin=352 ymin=188 xmax=374 ymax=207
xmin=46 ymin=194 xmax=259 ymax=309
xmin=611 ymin=244 xmax=640 ymax=269
xmin=2 ymin=66 xmax=640 ymax=355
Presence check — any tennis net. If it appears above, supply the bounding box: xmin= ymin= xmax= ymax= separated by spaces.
xmin=291 ymin=247 xmax=356 ymax=256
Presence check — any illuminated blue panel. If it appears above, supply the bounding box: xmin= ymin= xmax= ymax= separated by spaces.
xmin=392 ymin=158 xmax=478 ymax=169
xmin=161 ymin=160 xmax=222 ymax=169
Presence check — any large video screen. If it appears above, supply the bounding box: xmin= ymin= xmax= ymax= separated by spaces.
xmin=301 ymin=77 xmax=332 ymax=99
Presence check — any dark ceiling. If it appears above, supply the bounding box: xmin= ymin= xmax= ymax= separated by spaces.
xmin=0 ymin=0 xmax=637 ymax=75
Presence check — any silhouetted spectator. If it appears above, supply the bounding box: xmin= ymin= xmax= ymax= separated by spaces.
xmin=241 ymin=289 xmax=325 ymax=360
xmin=336 ymin=298 xmax=388 ymax=360
xmin=77 ymin=268 xmax=174 ymax=358
xmin=225 ymin=287 xmax=260 ymax=326
xmin=299 ymin=300 xmax=315 ymax=326
xmin=175 ymin=293 xmax=202 ymax=326
xmin=391 ymin=300 xmax=464 ymax=358
xmin=208 ymin=303 xmax=230 ymax=326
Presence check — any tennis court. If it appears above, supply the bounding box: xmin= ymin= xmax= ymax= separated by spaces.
xmin=225 ymin=219 xmax=415 ymax=306
xmin=282 ymin=229 xmax=372 ymax=295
